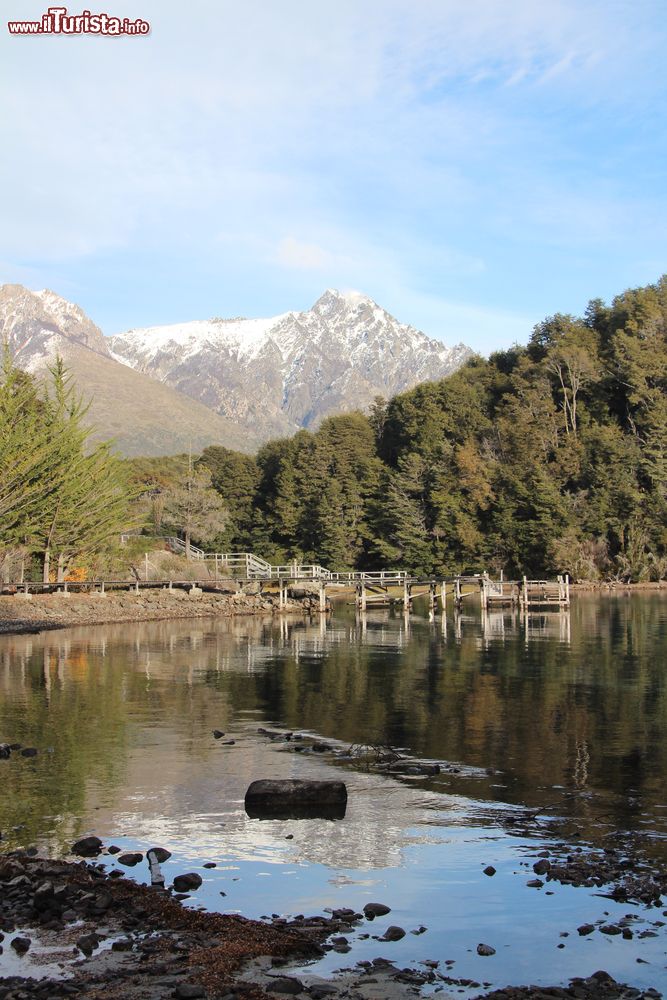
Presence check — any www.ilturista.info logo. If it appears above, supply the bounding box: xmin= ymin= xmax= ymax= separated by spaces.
xmin=7 ymin=6 xmax=150 ymax=34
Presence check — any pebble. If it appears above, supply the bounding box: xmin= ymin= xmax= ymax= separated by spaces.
xmin=381 ymin=925 xmax=406 ymax=941
xmin=118 ymin=852 xmax=144 ymax=867
xmin=477 ymin=943 xmax=496 ymax=956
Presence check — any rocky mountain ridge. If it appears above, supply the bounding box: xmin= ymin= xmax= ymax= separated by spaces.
xmin=0 ymin=284 xmax=260 ymax=456
xmin=1 ymin=283 xmax=472 ymax=453
xmin=109 ymin=289 xmax=472 ymax=437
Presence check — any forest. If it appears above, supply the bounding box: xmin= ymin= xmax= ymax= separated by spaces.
xmin=2 ymin=276 xmax=666 ymax=583
xmin=187 ymin=275 xmax=667 ymax=581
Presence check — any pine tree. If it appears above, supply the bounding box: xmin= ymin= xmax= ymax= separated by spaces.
xmin=161 ymin=457 xmax=229 ymax=558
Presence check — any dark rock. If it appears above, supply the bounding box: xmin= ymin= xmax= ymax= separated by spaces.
xmin=533 ymin=859 xmax=551 ymax=875
xmin=245 ymin=779 xmax=347 ymax=820
xmin=203 ymin=862 xmax=216 ymax=869
xmin=173 ymin=873 xmax=203 ymax=892
xmin=309 ymin=987 xmax=338 ymax=999
xmin=118 ymin=852 xmax=144 ymax=867
xmin=483 ymin=866 xmax=496 ymax=877
xmin=20 ymin=748 xmax=38 ymax=757
xmin=267 ymin=978 xmax=304 ymax=994
xmin=107 ymin=845 xmax=121 ymax=854
xmin=477 ymin=943 xmax=496 ymax=956
xmin=599 ymin=924 xmax=622 ymax=935
xmin=213 ymin=730 xmax=225 ymax=738
xmin=148 ymin=847 xmax=171 ymax=863
xmin=382 ymin=925 xmax=406 ymax=941
xmin=526 ymin=879 xmax=544 ymax=888
xmin=10 ymin=935 xmax=31 ymax=954
xmin=577 ymin=923 xmax=595 ymax=936
xmin=71 ymin=836 xmax=103 ymax=856
xmin=174 ymin=986 xmax=206 ymax=999
xmin=112 ymin=939 xmax=134 ymax=951
xmin=77 ymin=933 xmax=100 ymax=956
xmin=363 ymin=902 xmax=391 ymax=919
xmin=33 ymin=881 xmax=54 ymax=910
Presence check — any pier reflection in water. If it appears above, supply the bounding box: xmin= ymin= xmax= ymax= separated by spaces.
xmin=1 ymin=594 xmax=667 ymax=992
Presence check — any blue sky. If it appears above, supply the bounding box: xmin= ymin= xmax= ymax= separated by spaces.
xmin=2 ymin=0 xmax=666 ymax=354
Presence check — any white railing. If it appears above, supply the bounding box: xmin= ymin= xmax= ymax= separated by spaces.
xmin=163 ymin=540 xmax=407 ymax=582
xmin=165 ymin=536 xmax=206 ymax=560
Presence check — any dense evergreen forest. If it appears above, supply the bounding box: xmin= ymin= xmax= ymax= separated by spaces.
xmin=182 ymin=276 xmax=666 ymax=581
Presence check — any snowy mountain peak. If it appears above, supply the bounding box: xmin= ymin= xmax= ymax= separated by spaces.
xmin=109 ymin=290 xmax=473 ymax=439
xmin=314 ymin=288 xmax=373 ymax=312
xmin=0 ymin=284 xmax=109 ymax=364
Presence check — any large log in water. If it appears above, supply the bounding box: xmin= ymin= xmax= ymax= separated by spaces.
xmin=244 ymin=779 xmax=347 ymax=820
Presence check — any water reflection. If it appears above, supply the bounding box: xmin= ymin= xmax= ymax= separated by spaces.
xmin=2 ymin=595 xmax=667 ymax=991
xmin=1 ymin=596 xmax=666 ymax=859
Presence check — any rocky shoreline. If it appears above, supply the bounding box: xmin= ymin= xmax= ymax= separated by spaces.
xmin=0 ymin=589 xmax=323 ymax=636
xmin=0 ymin=851 xmax=663 ymax=1000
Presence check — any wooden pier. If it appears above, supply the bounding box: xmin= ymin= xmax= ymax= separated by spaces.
xmin=4 ymin=542 xmax=570 ymax=612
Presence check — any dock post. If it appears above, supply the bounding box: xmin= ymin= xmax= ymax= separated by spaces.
xmin=440 ymin=580 xmax=446 ymax=612
xmin=403 ymin=580 xmax=410 ymax=612
xmin=480 ymin=576 xmax=487 ymax=610
xmin=522 ymin=575 xmax=528 ymax=609
xmin=429 ymin=582 xmax=437 ymax=615
xmin=454 ymin=577 xmax=461 ymax=607
xmin=565 ymin=573 xmax=570 ymax=607
xmin=359 ymin=583 xmax=367 ymax=612
xmin=319 ymin=583 xmax=326 ymax=613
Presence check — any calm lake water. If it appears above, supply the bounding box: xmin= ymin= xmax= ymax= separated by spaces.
xmin=1 ymin=595 xmax=666 ymax=993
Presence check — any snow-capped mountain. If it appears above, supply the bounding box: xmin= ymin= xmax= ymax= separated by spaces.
xmin=0 ymin=284 xmax=110 ymax=368
xmin=109 ymin=289 xmax=472 ymax=438
xmin=0 ymin=284 xmax=260 ymax=456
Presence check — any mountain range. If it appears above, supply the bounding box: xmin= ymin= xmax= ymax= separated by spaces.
xmin=1 ymin=283 xmax=472 ymax=456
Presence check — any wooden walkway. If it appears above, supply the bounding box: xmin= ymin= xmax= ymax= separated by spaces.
xmin=4 ymin=543 xmax=570 ymax=611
